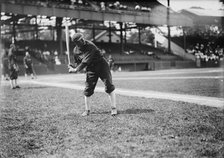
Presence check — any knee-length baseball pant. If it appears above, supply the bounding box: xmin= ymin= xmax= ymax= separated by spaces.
xmin=84 ymin=58 xmax=115 ymax=97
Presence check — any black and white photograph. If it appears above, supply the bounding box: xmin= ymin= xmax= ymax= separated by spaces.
xmin=0 ymin=0 xmax=224 ymax=157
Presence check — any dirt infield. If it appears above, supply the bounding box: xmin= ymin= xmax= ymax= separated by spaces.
xmin=0 ymin=68 xmax=224 ymax=158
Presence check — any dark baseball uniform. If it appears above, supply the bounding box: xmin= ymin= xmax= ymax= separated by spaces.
xmin=2 ymin=51 xmax=9 ymax=77
xmin=8 ymin=48 xmax=18 ymax=80
xmin=24 ymin=55 xmax=33 ymax=74
xmin=73 ymin=40 xmax=115 ymax=97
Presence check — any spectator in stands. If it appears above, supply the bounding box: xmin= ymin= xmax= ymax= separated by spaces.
xmin=8 ymin=43 xmax=20 ymax=89
xmin=141 ymin=6 xmax=151 ymax=12
xmin=43 ymin=49 xmax=50 ymax=63
xmin=119 ymin=4 xmax=127 ymax=10
xmin=194 ymin=43 xmax=200 ymax=52
xmin=135 ymin=5 xmax=140 ymax=10
xmin=114 ymin=1 xmax=120 ymax=9
xmin=108 ymin=1 xmax=120 ymax=9
xmin=23 ymin=51 xmax=34 ymax=79
xmin=100 ymin=1 xmax=106 ymax=11
xmin=1 ymin=48 xmax=9 ymax=80
xmin=199 ymin=44 xmax=205 ymax=54
xmin=78 ymin=0 xmax=83 ymax=5
xmin=215 ymin=45 xmax=223 ymax=60
xmin=54 ymin=50 xmax=61 ymax=65
xmin=100 ymin=48 xmax=106 ymax=57
xmin=190 ymin=42 xmax=223 ymax=67
xmin=108 ymin=54 xmax=115 ymax=72
xmin=68 ymin=33 xmax=117 ymax=116
xmin=47 ymin=52 xmax=55 ymax=71
xmin=108 ymin=3 xmax=115 ymax=9
xmin=71 ymin=0 xmax=77 ymax=5
xmin=70 ymin=0 xmax=77 ymax=9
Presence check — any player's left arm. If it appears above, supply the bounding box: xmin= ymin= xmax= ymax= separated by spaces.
xmin=75 ymin=51 xmax=95 ymax=71
xmin=69 ymin=47 xmax=96 ymax=73
xmin=68 ymin=53 xmax=93 ymax=73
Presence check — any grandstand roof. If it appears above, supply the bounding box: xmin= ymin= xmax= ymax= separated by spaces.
xmin=180 ymin=7 xmax=224 ymax=17
xmin=1 ymin=0 xmax=193 ymax=27
xmin=180 ymin=7 xmax=224 ymax=26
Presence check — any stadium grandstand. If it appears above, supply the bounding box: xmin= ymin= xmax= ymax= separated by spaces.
xmin=0 ymin=0 xmax=223 ymax=75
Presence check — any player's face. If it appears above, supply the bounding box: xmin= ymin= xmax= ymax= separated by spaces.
xmin=75 ymin=39 xmax=84 ymax=47
xmin=12 ymin=45 xmax=16 ymax=50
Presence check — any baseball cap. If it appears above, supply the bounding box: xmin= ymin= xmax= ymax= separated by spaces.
xmin=10 ymin=43 xmax=15 ymax=48
xmin=71 ymin=33 xmax=84 ymax=42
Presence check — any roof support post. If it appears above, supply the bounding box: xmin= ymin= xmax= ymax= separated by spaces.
xmin=92 ymin=24 xmax=96 ymax=42
xmin=109 ymin=22 xmax=112 ymax=43
xmin=12 ymin=14 xmax=16 ymax=43
xmin=56 ymin=17 xmax=63 ymax=55
xmin=167 ymin=0 xmax=171 ymax=53
xmin=120 ymin=22 xmax=124 ymax=54
xmin=35 ymin=16 xmax=38 ymax=39
xmin=138 ymin=26 xmax=141 ymax=45
xmin=0 ymin=3 xmax=2 ymax=79
xmin=124 ymin=23 xmax=127 ymax=45
xmin=183 ymin=27 xmax=186 ymax=53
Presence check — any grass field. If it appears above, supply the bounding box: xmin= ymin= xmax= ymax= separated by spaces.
xmin=0 ymin=68 xmax=224 ymax=158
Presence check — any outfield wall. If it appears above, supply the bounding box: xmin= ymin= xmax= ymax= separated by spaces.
xmin=17 ymin=60 xmax=224 ymax=75
xmin=16 ymin=60 xmax=201 ymax=75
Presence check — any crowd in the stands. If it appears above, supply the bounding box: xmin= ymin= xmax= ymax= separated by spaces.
xmin=186 ymin=42 xmax=223 ymax=67
xmin=7 ymin=0 xmax=152 ymax=13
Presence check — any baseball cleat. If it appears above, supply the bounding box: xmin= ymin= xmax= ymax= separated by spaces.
xmin=81 ymin=110 xmax=90 ymax=116
xmin=111 ymin=108 xmax=117 ymax=116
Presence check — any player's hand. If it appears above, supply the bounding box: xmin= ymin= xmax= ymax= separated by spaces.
xmin=68 ymin=65 xmax=77 ymax=73
xmin=68 ymin=67 xmax=74 ymax=73
xmin=68 ymin=64 xmax=75 ymax=69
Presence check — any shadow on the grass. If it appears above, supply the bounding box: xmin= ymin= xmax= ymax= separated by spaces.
xmin=119 ymin=108 xmax=154 ymax=114
xmin=93 ymin=108 xmax=154 ymax=115
xmin=22 ymin=86 xmax=49 ymax=89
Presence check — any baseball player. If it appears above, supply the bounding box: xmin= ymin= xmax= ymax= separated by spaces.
xmin=68 ymin=33 xmax=117 ymax=116
xmin=23 ymin=51 xmax=34 ymax=79
xmin=1 ymin=49 xmax=9 ymax=80
xmin=8 ymin=43 xmax=20 ymax=89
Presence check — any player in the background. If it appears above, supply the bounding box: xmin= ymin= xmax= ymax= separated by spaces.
xmin=68 ymin=33 xmax=117 ymax=116
xmin=8 ymin=43 xmax=20 ymax=89
xmin=108 ymin=54 xmax=115 ymax=72
xmin=1 ymin=48 xmax=9 ymax=80
xmin=23 ymin=51 xmax=34 ymax=79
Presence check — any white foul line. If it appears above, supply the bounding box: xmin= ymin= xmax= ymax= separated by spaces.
xmin=113 ymin=76 xmax=223 ymax=80
xmin=29 ymin=80 xmax=224 ymax=109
